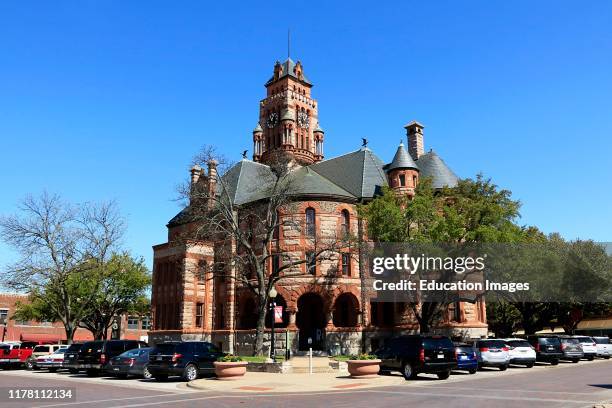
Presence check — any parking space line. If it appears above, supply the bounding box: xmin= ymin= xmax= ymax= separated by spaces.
xmin=32 ymin=394 xmax=186 ymax=408
xmin=410 ymin=384 xmax=603 ymax=395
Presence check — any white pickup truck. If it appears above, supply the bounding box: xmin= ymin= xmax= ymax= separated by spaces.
xmin=593 ymin=336 xmax=612 ymax=359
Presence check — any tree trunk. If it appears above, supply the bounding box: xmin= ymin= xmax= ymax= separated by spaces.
xmin=254 ymin=301 xmax=267 ymax=356
xmin=64 ymin=323 xmax=76 ymax=344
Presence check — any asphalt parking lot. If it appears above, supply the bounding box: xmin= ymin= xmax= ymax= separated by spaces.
xmin=0 ymin=359 xmax=610 ymax=407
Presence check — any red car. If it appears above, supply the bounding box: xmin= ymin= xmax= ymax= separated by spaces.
xmin=0 ymin=341 xmax=38 ymax=369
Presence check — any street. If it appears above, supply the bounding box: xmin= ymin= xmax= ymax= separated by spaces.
xmin=0 ymin=359 xmax=611 ymax=408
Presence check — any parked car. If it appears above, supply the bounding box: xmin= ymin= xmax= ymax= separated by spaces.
xmin=504 ymin=338 xmax=536 ymax=367
xmin=78 ymin=340 xmax=148 ymax=376
xmin=0 ymin=341 xmax=38 ymax=369
xmin=148 ymin=341 xmax=225 ymax=381
xmin=63 ymin=343 xmax=85 ymax=374
xmin=106 ymin=347 xmax=152 ymax=379
xmin=454 ymin=343 xmax=478 ymax=374
xmin=573 ymin=336 xmax=597 ymax=361
xmin=26 ymin=344 xmax=65 ymax=370
xmin=375 ymin=335 xmax=457 ymax=380
xmin=473 ymin=339 xmax=509 ymax=370
xmin=36 ymin=347 xmax=69 ymax=372
xmin=527 ymin=335 xmax=563 ymax=365
xmin=593 ymin=336 xmax=612 ymax=359
xmin=558 ymin=336 xmax=584 ymax=363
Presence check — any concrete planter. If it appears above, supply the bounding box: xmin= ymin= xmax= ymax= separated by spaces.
xmin=214 ymin=361 xmax=248 ymax=380
xmin=346 ymin=359 xmax=381 ymax=378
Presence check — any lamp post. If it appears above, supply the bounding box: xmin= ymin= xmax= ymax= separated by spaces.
xmin=269 ymin=287 xmax=277 ymax=362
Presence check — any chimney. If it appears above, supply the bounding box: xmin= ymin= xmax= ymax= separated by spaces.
xmin=207 ymin=159 xmax=218 ymax=180
xmin=190 ymin=164 xmax=203 ymax=185
xmin=405 ymin=121 xmax=425 ymax=161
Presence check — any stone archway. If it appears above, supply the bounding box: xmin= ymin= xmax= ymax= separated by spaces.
xmin=296 ymin=292 xmax=327 ymax=351
xmin=332 ymin=292 xmax=359 ymax=328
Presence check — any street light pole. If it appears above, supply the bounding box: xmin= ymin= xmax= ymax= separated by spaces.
xmin=269 ymin=287 xmax=277 ymax=362
xmin=1 ymin=317 xmax=7 ymax=343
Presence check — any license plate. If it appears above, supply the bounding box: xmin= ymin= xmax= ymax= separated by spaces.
xmin=437 ymin=353 xmax=444 ymax=359
xmin=520 ymin=350 xmax=527 ymax=353
xmin=547 ymin=346 xmax=554 ymax=350
xmin=156 ymin=356 xmax=162 ymax=361
xmin=113 ymin=367 xmax=119 ymax=371
xmin=459 ymin=355 xmax=468 ymax=360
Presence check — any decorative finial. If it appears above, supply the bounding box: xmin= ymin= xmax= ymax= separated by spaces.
xmin=242 ymin=150 xmax=248 ymax=159
xmin=362 ymin=137 xmax=368 ymax=147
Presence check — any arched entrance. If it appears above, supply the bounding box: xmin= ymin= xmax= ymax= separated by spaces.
xmin=332 ymin=292 xmax=359 ymax=328
xmin=296 ymin=292 xmax=326 ymax=351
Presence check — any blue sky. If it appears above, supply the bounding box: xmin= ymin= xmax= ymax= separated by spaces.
xmin=1 ymin=1 xmax=611 ymax=270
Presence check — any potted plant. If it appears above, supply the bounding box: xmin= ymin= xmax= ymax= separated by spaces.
xmin=346 ymin=353 xmax=381 ymax=377
xmin=214 ymin=355 xmax=248 ymax=379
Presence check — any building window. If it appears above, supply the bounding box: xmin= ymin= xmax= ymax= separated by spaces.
xmin=449 ymin=302 xmax=462 ymax=322
xmin=413 ymin=175 xmax=417 ymax=187
xmin=272 ymin=254 xmax=281 ymax=275
xmin=0 ymin=309 xmax=8 ymax=323
xmin=399 ymin=174 xmax=406 ymax=186
xmin=342 ymin=253 xmax=351 ymax=276
xmin=341 ymin=209 xmax=350 ymax=236
xmin=141 ymin=316 xmax=151 ymax=330
xmin=197 ymin=260 xmax=207 ymax=283
xmin=127 ymin=316 xmax=139 ymax=330
xmin=195 ymin=303 xmax=204 ymax=328
xmin=306 ymin=251 xmax=316 ymax=275
xmin=305 ymin=208 xmax=316 ymax=237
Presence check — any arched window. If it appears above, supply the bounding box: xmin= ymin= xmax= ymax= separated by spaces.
xmin=305 ymin=207 xmax=315 ymax=237
xmin=341 ymin=210 xmax=350 ymax=236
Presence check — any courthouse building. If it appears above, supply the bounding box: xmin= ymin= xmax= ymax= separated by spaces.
xmin=150 ymin=57 xmax=488 ymax=354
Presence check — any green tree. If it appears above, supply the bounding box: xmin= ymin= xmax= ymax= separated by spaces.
xmin=79 ymin=253 xmax=151 ymax=340
xmin=361 ymin=174 xmax=523 ymax=333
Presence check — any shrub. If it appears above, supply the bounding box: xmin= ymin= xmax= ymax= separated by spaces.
xmin=217 ymin=354 xmax=244 ymax=362
xmin=349 ymin=353 xmax=378 ymax=360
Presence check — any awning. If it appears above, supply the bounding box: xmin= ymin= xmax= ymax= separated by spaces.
xmin=577 ymin=319 xmax=612 ymax=330
xmin=19 ymin=334 xmax=64 ymax=344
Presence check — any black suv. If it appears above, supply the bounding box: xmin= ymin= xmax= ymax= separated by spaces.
xmin=527 ymin=335 xmax=563 ymax=365
xmin=62 ymin=343 xmax=84 ymax=374
xmin=147 ymin=342 xmax=225 ymax=381
xmin=375 ymin=335 xmax=457 ymax=380
xmin=78 ymin=340 xmax=148 ymax=376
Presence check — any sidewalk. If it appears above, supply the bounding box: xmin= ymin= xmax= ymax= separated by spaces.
xmin=187 ymin=371 xmax=407 ymax=393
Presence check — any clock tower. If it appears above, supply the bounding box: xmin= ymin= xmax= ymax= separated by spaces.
xmin=252 ymin=58 xmax=324 ymax=165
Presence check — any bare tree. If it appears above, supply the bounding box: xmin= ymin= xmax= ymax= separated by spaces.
xmin=0 ymin=192 xmax=124 ymax=343
xmin=177 ymin=147 xmax=351 ymax=355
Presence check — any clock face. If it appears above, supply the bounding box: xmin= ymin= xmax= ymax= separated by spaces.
xmin=297 ymin=111 xmax=310 ymax=129
xmin=267 ymin=112 xmax=279 ymax=128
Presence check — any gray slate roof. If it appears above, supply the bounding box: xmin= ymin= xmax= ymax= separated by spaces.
xmin=309 ymin=148 xmax=388 ymax=199
xmin=416 ymin=150 xmax=459 ymax=189
xmin=385 ymin=143 xmax=418 ymax=171
xmin=265 ymin=58 xmax=312 ymax=86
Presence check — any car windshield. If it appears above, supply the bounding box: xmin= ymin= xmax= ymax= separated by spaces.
xmin=155 ymin=343 xmax=180 ymax=353
xmin=507 ymin=340 xmax=531 ymax=348
xmin=423 ymin=337 xmax=453 ymax=350
xmin=594 ymin=338 xmax=610 ymax=344
xmin=574 ymin=337 xmax=593 ymax=343
xmin=561 ymin=338 xmax=580 ymax=344
xmin=66 ymin=344 xmax=82 ymax=352
xmin=479 ymin=340 xmax=507 ymax=348
xmin=120 ymin=348 xmax=147 ymax=358
xmin=539 ymin=337 xmax=561 ymax=345
xmin=82 ymin=342 xmax=104 ymax=352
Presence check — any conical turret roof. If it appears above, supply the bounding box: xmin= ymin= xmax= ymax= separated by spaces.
xmin=416 ymin=149 xmax=459 ymax=189
xmin=386 ymin=142 xmax=418 ymax=171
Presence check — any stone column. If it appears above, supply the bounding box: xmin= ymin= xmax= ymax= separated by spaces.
xmin=287 ymin=307 xmax=297 ymax=330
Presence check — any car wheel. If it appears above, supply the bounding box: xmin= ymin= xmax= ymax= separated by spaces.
xmin=49 ymin=368 xmax=58 ymax=373
xmin=551 ymin=359 xmax=559 ymax=366
xmin=499 ymin=365 xmax=508 ymax=371
xmin=142 ymin=365 xmax=153 ymax=380
xmin=154 ymin=374 xmax=168 ymax=381
xmin=605 ymin=356 xmax=610 ymax=360
xmin=25 ymin=359 xmax=34 ymax=370
xmin=116 ymin=373 xmax=128 ymax=379
xmin=587 ymin=356 xmax=594 ymax=361
xmin=526 ymin=362 xmax=534 ymax=368
xmin=468 ymin=368 xmax=477 ymax=374
xmin=183 ymin=364 xmax=198 ymax=382
xmin=437 ymin=370 xmax=451 ymax=380
xmin=69 ymin=368 xmax=79 ymax=374
xmin=86 ymin=369 xmax=99 ymax=377
xmin=572 ymin=359 xmax=579 ymax=363
xmin=401 ymin=362 xmax=415 ymax=380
